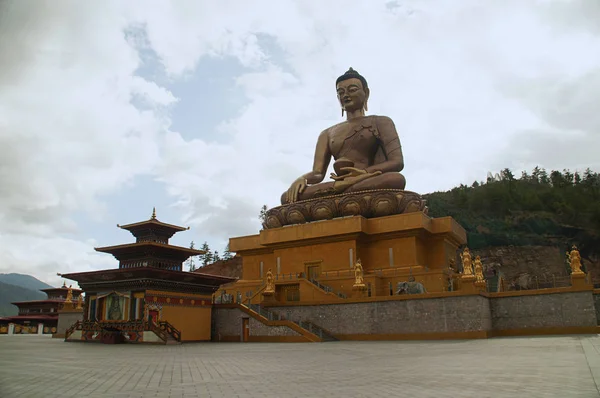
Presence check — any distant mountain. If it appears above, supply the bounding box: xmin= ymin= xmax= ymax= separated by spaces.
xmin=0 ymin=273 xmax=53 ymax=291
xmin=0 ymin=281 xmax=47 ymax=317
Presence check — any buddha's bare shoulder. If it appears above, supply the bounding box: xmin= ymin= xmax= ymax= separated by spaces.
xmin=371 ymin=115 xmax=395 ymax=124
xmin=321 ymin=120 xmax=349 ymax=136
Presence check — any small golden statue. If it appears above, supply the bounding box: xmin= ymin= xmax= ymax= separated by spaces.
xmin=65 ymin=285 xmax=73 ymax=301
xmin=353 ymin=259 xmax=365 ymax=287
xmin=459 ymin=247 xmax=474 ymax=277
xmin=264 ymin=268 xmax=275 ymax=293
xmin=473 ymin=255 xmax=485 ymax=285
xmin=568 ymin=245 xmax=584 ymax=274
xmin=76 ymin=294 xmax=83 ymax=310
xmin=63 ymin=285 xmax=74 ymax=309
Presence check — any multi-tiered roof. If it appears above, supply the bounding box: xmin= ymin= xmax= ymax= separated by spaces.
xmin=95 ymin=208 xmax=204 ymax=272
xmin=62 ymin=209 xmax=235 ymax=295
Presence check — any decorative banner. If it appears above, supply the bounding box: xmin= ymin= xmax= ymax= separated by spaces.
xmin=106 ymin=294 xmax=126 ymax=321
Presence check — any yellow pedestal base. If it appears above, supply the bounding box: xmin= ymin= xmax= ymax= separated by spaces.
xmin=571 ymin=272 xmax=587 ymax=288
xmin=352 ymin=285 xmax=368 ymax=298
xmin=225 ymin=212 xmax=467 ymax=303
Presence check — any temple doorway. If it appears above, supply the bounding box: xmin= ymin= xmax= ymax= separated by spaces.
xmin=149 ymin=310 xmax=159 ymax=324
xmin=242 ymin=318 xmax=249 ymax=342
xmin=305 ymin=261 xmax=322 ymax=281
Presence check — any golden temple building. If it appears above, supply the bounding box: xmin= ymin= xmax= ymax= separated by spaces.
xmin=62 ymin=209 xmax=235 ymax=344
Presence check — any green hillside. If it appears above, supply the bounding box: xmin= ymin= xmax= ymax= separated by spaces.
xmin=424 ymin=167 xmax=600 ymax=259
xmin=0 ymin=281 xmax=47 ymax=317
xmin=0 ymin=273 xmax=53 ymax=291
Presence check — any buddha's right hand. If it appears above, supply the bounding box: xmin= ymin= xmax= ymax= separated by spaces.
xmin=285 ymin=178 xmax=307 ymax=203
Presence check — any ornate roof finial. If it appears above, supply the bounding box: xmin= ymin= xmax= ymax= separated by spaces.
xmin=151 ymin=207 xmax=157 ymax=220
xmin=62 ymin=280 xmax=66 ymax=288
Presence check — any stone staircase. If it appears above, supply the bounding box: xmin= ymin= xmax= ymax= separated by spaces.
xmin=307 ymin=278 xmax=348 ymax=299
xmin=245 ymin=303 xmax=337 ymax=342
xmin=155 ymin=320 xmax=182 ymax=345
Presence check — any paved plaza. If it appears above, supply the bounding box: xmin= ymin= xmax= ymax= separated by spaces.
xmin=2 ymin=335 xmax=600 ymax=397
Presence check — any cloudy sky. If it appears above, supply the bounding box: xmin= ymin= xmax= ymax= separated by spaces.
xmin=1 ymin=0 xmax=599 ymax=287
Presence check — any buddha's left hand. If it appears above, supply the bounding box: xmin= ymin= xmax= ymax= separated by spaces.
xmin=330 ymin=167 xmax=372 ymax=181
xmin=331 ymin=168 xmax=382 ymax=192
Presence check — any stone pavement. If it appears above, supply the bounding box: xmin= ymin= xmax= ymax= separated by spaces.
xmin=1 ymin=335 xmax=600 ymax=398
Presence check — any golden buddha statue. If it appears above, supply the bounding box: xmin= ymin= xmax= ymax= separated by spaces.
xmin=282 ymin=67 xmax=406 ymax=204
xmin=62 ymin=285 xmax=74 ymax=309
xmin=265 ymin=269 xmax=275 ymax=293
xmin=76 ymin=294 xmax=83 ymax=310
xmin=473 ymin=255 xmax=485 ymax=283
xmin=65 ymin=286 xmax=73 ymax=301
xmin=459 ymin=247 xmax=474 ymax=277
xmin=353 ymin=259 xmax=365 ymax=287
xmin=568 ymin=245 xmax=584 ymax=274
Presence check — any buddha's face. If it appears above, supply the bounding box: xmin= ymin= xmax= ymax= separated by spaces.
xmin=336 ymin=78 xmax=369 ymax=113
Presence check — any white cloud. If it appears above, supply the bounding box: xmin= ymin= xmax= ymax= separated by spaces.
xmin=0 ymin=1 xmax=172 ymax=284
xmin=1 ymin=0 xmax=600 ymax=284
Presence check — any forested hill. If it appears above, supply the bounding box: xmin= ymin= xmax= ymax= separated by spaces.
xmin=424 ymin=167 xmax=600 ymax=260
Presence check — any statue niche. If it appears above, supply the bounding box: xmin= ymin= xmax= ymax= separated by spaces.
xmin=265 ymin=67 xmax=426 ymax=229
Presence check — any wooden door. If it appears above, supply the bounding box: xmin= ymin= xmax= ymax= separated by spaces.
xmin=149 ymin=310 xmax=159 ymax=324
xmin=242 ymin=318 xmax=249 ymax=342
xmin=307 ymin=265 xmax=319 ymax=281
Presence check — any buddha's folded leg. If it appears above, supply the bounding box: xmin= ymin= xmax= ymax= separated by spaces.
xmin=345 ymin=172 xmax=406 ymax=192
xmin=280 ymin=181 xmax=336 ymax=204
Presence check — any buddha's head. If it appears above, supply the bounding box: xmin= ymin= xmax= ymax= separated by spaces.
xmin=336 ymin=67 xmax=370 ymax=114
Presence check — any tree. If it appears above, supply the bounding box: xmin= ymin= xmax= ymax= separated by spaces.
xmin=259 ymin=204 xmax=268 ymax=224
xmin=185 ymin=241 xmax=198 ymax=272
xmin=500 ymin=168 xmax=515 ymax=182
xmin=223 ymin=243 xmax=233 ymax=260
xmin=200 ymin=241 xmax=211 ymax=266
xmin=539 ymin=168 xmax=549 ymax=184
xmin=205 ymin=250 xmax=214 ymax=265
xmin=531 ymin=166 xmax=541 ymax=182
xmin=213 ymin=251 xmax=221 ymax=262
xmin=426 ymin=166 xmax=600 ymax=256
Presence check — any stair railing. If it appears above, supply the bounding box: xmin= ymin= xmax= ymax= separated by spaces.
xmin=158 ymin=320 xmax=181 ymax=342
